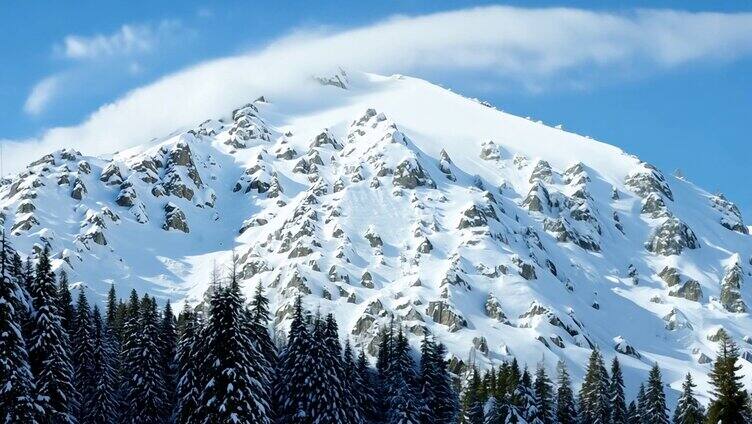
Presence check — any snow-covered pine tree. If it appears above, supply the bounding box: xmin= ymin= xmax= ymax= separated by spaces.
xmin=516 ymin=367 xmax=542 ymax=424
xmin=421 ymin=340 xmax=458 ymax=424
xmin=197 ymin=285 xmax=270 ymax=423
xmin=87 ymin=305 xmax=118 ymax=423
xmin=0 ymin=233 xmax=38 ymax=423
xmin=385 ymin=327 xmax=423 ymax=424
xmin=462 ymin=368 xmax=485 ymax=424
xmin=8 ymin=245 xmax=24 ymax=281
xmin=626 ymin=401 xmax=639 ymax=424
xmin=344 ymin=340 xmax=366 ymax=421
xmin=375 ymin=323 xmax=394 ymax=415
xmin=20 ymin=257 xmax=35 ymax=342
xmin=311 ymin=315 xmax=343 ymax=421
xmin=635 ymin=384 xmax=647 ymax=424
xmin=671 ymin=373 xmax=704 ymax=424
xmin=483 ymin=395 xmax=498 ymax=424
xmin=644 ymin=364 xmax=669 ymax=424
xmin=486 ymin=368 xmax=498 ymax=401
xmin=27 ymin=247 xmax=76 ymax=423
xmin=555 ymin=360 xmax=577 ymax=424
xmin=610 ymin=357 xmax=628 ymax=424
xmin=21 ymin=257 xmax=33 ymax=290
xmin=105 ymin=285 xmax=117 ymax=329
xmin=159 ymin=300 xmax=177 ymax=417
xmin=249 ymin=282 xmax=277 ymax=396
xmin=705 ymin=329 xmax=748 ymax=424
xmin=419 ymin=335 xmax=440 ymax=424
xmin=173 ymin=305 xmax=201 ymax=424
xmin=273 ymin=296 xmax=315 ymax=423
xmin=356 ymin=349 xmax=379 ymax=422
xmin=121 ymin=295 xmax=167 ymax=424
xmin=506 ymin=359 xmax=521 ymax=399
xmin=485 ymin=390 xmax=523 ymax=424
xmin=251 ymin=282 xmax=277 ymax=372
xmin=304 ymin=314 xmax=359 ymax=423
xmin=495 ymin=363 xmax=510 ymax=401
xmin=103 ymin=284 xmax=122 ymax=411
xmin=376 ymin=323 xmax=393 ymax=380
xmin=56 ymin=271 xmax=75 ymax=339
xmin=72 ymin=289 xmax=96 ymax=422
xmin=116 ymin=289 xmax=140 ymax=415
xmin=110 ymin=296 xmax=128 ymax=348
xmin=743 ymin=394 xmax=752 ymax=424
xmin=578 ymin=349 xmax=610 ymax=424
xmin=533 ymin=363 xmax=554 ymax=424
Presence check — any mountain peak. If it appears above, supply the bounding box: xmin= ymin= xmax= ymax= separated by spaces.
xmin=2 ymin=72 xmax=751 ymax=399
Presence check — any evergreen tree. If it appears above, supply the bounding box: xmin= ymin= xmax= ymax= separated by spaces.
xmin=610 ymin=357 xmax=628 ymax=424
xmin=486 ymin=384 xmax=523 ymax=424
xmin=250 ymin=282 xmax=277 ymax=370
xmin=72 ymin=289 xmax=95 ymax=422
xmin=0 ymin=233 xmax=38 ymax=422
xmin=508 ymin=359 xmax=522 ymax=399
xmin=27 ymin=247 xmax=77 ymax=423
xmin=626 ymin=401 xmax=640 ymax=424
xmin=159 ymin=301 xmax=177 ymax=417
xmin=420 ymin=336 xmax=441 ymax=424
xmin=87 ymin=305 xmax=118 ymax=424
xmin=197 ymin=285 xmax=270 ymax=423
xmin=423 ymin=341 xmax=458 ymax=424
xmin=706 ymin=329 xmax=748 ymax=424
xmin=671 ymin=373 xmax=704 ymax=424
xmin=249 ymin=281 xmax=277 ymax=420
xmin=344 ymin=341 xmax=367 ymax=422
xmin=22 ymin=257 xmax=34 ymax=301
xmin=555 ymin=360 xmax=577 ymax=424
xmin=105 ymin=284 xmax=118 ymax=328
xmin=578 ymin=349 xmax=610 ymax=424
xmin=462 ymin=368 xmax=484 ymax=424
xmin=273 ymin=296 xmax=315 ymax=423
xmin=377 ymin=323 xmax=394 ymax=380
xmin=644 ymin=364 xmax=669 ymax=424
xmin=385 ymin=327 xmax=423 ymax=424
xmin=20 ymin=257 xmax=35 ymax=342
xmin=115 ymin=290 xmax=140 ymax=415
xmin=103 ymin=284 xmax=121 ymax=410
xmin=355 ymin=349 xmax=379 ymax=423
xmin=636 ymin=384 xmax=647 ymax=424
xmin=376 ymin=323 xmax=394 ymax=415
xmin=743 ymin=394 xmax=752 ymax=424
xmin=307 ymin=314 xmax=359 ymax=423
xmin=533 ymin=363 xmax=554 ymax=424
xmin=173 ymin=306 xmax=201 ymax=424
xmin=516 ymin=368 xmax=541 ymax=424
xmin=121 ymin=295 xmax=167 ymax=424
xmin=56 ymin=271 xmax=75 ymax=339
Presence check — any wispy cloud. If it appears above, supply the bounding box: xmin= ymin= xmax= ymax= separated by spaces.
xmin=24 ymin=20 xmax=188 ymax=115
xmin=56 ymin=20 xmax=183 ymax=60
xmin=7 ymin=6 xmax=752 ymax=172
xmin=23 ymin=76 xmax=61 ymax=115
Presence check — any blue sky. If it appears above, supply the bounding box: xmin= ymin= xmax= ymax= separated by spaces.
xmin=2 ymin=1 xmax=751 ymax=219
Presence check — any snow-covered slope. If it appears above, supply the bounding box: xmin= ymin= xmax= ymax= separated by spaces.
xmin=3 ymin=71 xmax=751 ymax=403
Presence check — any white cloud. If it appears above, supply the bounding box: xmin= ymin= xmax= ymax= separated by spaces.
xmin=23 ymin=76 xmax=61 ymax=115
xmin=6 ymin=6 xmax=752 ymax=174
xmin=57 ymin=20 xmax=182 ymax=60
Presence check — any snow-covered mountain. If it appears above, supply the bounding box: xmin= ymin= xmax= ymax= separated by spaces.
xmin=2 ymin=71 xmax=751 ymax=402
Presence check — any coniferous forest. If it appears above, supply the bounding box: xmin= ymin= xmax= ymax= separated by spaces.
xmin=2 ymin=234 xmax=752 ymax=424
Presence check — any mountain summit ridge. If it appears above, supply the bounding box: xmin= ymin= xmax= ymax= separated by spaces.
xmin=2 ymin=71 xmax=750 ymax=400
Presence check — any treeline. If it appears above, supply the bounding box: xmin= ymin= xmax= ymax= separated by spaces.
xmin=1 ymin=234 xmax=751 ymax=424
xmin=0 ymin=237 xmax=457 ymax=423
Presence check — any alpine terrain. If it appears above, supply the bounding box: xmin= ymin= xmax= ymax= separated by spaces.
xmin=2 ymin=70 xmax=751 ymax=403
